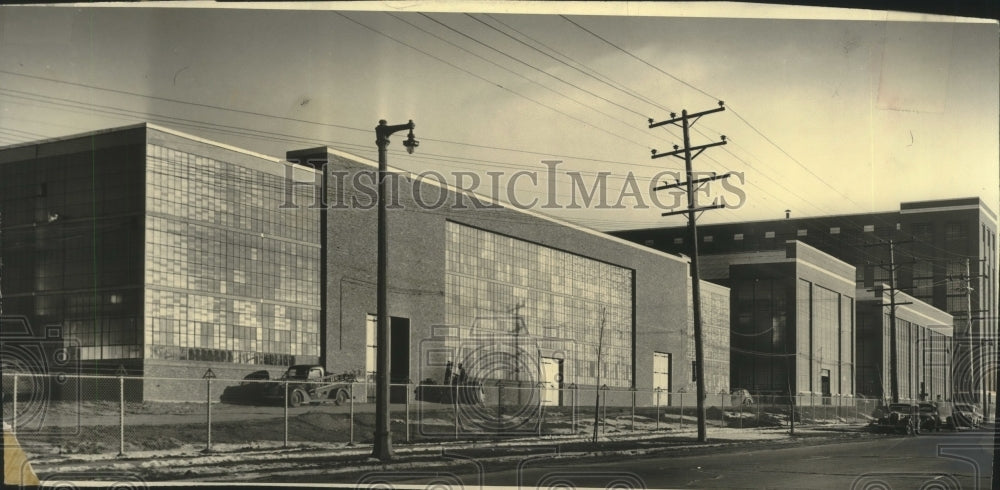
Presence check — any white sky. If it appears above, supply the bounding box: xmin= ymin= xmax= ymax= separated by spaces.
xmin=0 ymin=2 xmax=997 ymax=231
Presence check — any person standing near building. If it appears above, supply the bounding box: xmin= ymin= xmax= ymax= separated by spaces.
xmin=443 ymin=361 xmax=453 ymax=385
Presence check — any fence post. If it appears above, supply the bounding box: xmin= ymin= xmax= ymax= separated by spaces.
xmin=348 ymin=382 xmax=355 ymax=446
xmin=117 ymin=376 xmax=125 ymax=456
xmin=655 ymin=389 xmax=661 ymax=431
xmin=721 ymin=391 xmax=726 ymax=427
xmin=630 ymin=388 xmax=636 ymax=433
xmin=205 ymin=377 xmax=212 ymax=452
xmin=497 ymin=381 xmax=504 ymax=437
xmin=601 ymin=385 xmax=608 ymax=435
xmin=739 ymin=395 xmax=743 ymax=430
xmin=283 ymin=380 xmax=289 ymax=447
xmin=537 ymin=382 xmax=545 ymax=437
xmin=405 ymin=381 xmax=411 ymax=443
xmin=756 ymin=394 xmax=761 ymax=431
xmin=810 ymin=392 xmax=815 ymax=423
xmin=12 ymin=374 xmax=17 ymax=434
xmin=454 ymin=383 xmax=460 ymax=440
xmin=679 ymin=392 xmax=684 ymax=429
xmin=571 ymin=383 xmax=577 ymax=434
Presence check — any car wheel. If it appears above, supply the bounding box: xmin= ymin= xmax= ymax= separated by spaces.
xmin=333 ymin=389 xmax=349 ymax=406
xmin=289 ymin=388 xmax=306 ymax=408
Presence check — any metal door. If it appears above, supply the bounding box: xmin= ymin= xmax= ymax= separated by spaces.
xmin=540 ymin=357 xmax=562 ymax=406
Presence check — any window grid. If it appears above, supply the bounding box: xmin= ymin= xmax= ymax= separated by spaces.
xmin=444 ymin=222 xmax=634 ymax=388
xmin=143 ymin=144 xmax=321 ymax=366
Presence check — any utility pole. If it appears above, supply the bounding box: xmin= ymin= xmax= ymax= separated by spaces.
xmin=372 ymin=119 xmax=418 ymax=462
xmin=960 ymin=258 xmax=979 ymax=407
xmin=887 ymin=241 xmax=901 ymax=404
xmin=649 ymin=101 xmax=728 ymax=443
xmin=863 ymin=239 xmax=913 ymax=404
xmin=947 ymin=257 xmax=988 ymax=409
xmin=967 ymin=258 xmax=978 ymax=408
xmin=0 ymin=208 xmax=4 ymax=318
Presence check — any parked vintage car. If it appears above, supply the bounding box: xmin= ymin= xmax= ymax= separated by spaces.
xmin=916 ymin=402 xmax=943 ymax=432
xmin=731 ymin=389 xmax=755 ymax=407
xmin=221 ymin=365 xmax=357 ymax=407
xmin=263 ymin=365 xmax=357 ymax=407
xmin=935 ymin=399 xmax=953 ymax=428
xmin=952 ymin=403 xmax=984 ymax=428
xmin=871 ymin=402 xmax=942 ymax=434
xmin=871 ymin=403 xmax=919 ymax=434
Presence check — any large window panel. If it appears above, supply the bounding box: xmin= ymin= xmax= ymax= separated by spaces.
xmin=444 ymin=221 xmax=633 ymax=388
xmin=143 ymin=144 xmax=321 ymax=366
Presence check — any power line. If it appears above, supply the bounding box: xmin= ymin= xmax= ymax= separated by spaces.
xmin=387 ymin=13 xmax=663 ymax=144
xmin=559 ymin=15 xmax=721 ymax=103
xmin=472 ymin=13 xmax=675 ymax=116
xmin=0 ymin=70 xmax=649 ymax=169
xmin=727 ymin=107 xmax=870 ymax=211
xmin=421 ymin=12 xmax=649 ymax=120
xmin=335 ymin=12 xmax=652 ymax=150
xmin=558 ymin=15 xmax=872 ymax=214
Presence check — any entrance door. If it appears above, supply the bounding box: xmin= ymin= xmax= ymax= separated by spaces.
xmin=389 ymin=317 xmax=410 ymax=403
xmin=820 ymin=369 xmax=831 ymax=405
xmin=540 ymin=357 xmax=562 ymax=406
xmin=653 ymin=352 xmax=671 ymax=396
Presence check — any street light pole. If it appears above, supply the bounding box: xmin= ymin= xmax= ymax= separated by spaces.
xmin=0 ymin=208 xmax=4 ymax=318
xmin=372 ymin=119 xmax=417 ymax=462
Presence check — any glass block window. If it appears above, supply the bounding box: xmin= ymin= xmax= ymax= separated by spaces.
xmin=444 ymin=221 xmax=634 ymax=388
xmin=687 ymin=284 xmax=730 ymax=394
xmin=143 ymin=144 xmax=321 ymax=366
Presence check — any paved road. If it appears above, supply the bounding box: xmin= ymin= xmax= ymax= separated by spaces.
xmin=388 ymin=427 xmax=995 ymax=489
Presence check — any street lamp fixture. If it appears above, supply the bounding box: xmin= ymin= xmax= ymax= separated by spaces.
xmin=372 ymin=119 xmax=417 ymax=462
xmin=403 ymin=128 xmax=419 ymax=154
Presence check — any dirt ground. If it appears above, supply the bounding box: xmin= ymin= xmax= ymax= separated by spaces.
xmin=6 ymin=399 xmax=870 ymax=456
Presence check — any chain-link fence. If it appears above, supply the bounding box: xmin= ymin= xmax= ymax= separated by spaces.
xmin=2 ymin=373 xmax=904 ymax=456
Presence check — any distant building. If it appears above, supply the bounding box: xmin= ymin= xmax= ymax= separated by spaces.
xmin=687 ymin=280 xmax=730 ymax=395
xmin=613 ymin=198 xmax=997 ymax=404
xmin=697 ymin=241 xmax=857 ymax=399
xmin=856 ymin=286 xmax=953 ymax=402
xmin=0 ymin=124 xmax=322 ymax=400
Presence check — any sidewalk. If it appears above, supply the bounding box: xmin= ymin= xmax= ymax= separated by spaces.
xmin=24 ymin=424 xmax=871 ymax=483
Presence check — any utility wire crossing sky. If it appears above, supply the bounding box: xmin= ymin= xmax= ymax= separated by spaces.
xmin=0 ymin=4 xmax=996 ymax=231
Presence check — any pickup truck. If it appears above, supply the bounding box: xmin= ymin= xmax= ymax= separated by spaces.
xmin=260 ymin=365 xmax=357 ymax=408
